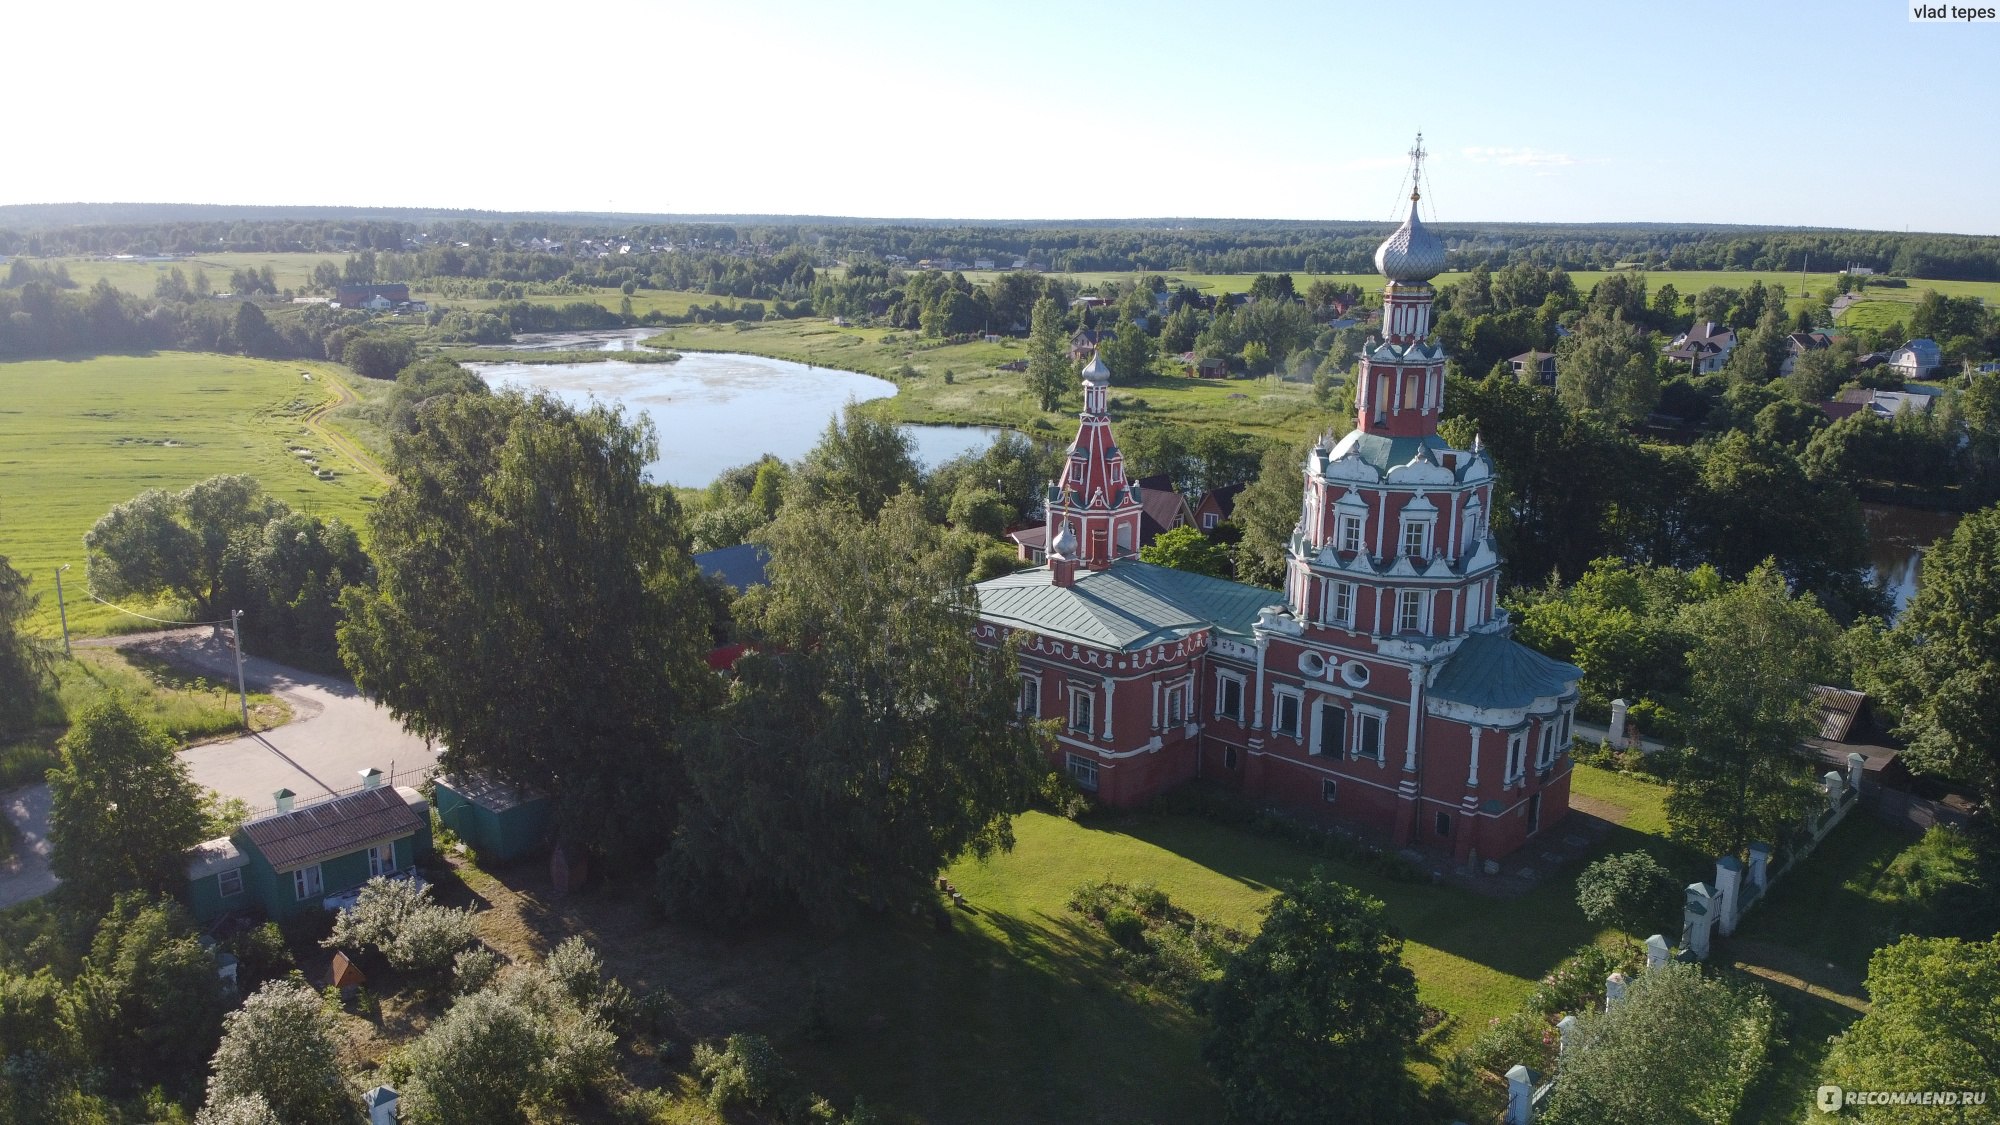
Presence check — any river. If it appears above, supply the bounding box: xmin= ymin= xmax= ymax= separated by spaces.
xmin=1862 ymin=501 xmax=1960 ymax=617
xmin=469 ymin=332 xmax=1007 ymax=487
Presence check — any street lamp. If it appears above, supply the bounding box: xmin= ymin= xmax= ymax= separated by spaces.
xmin=54 ymin=564 xmax=72 ymax=658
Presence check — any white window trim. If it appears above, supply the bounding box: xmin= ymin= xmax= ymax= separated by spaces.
xmin=1272 ymin=686 xmax=1304 ymax=740
xmin=1069 ymin=686 xmax=1096 ymax=736
xmin=1066 ymin=753 xmax=1099 ymax=792
xmin=1338 ymin=513 xmax=1365 ymax=554
xmin=1506 ymin=731 xmax=1528 ymax=786
xmin=293 ymin=864 xmax=323 ymax=902
xmin=1165 ymin=682 xmax=1188 ymax=726
xmin=1399 ymin=515 xmax=1435 ymax=559
xmin=1351 ymin=704 xmax=1389 ymax=763
xmin=1397 ymin=589 xmax=1427 ymax=634
xmin=368 ymin=842 xmax=396 ymax=878
xmin=1019 ymin=673 xmax=1042 ymax=717
xmin=1325 ymin=579 xmax=1356 ymax=628
xmin=218 ymin=867 xmax=243 ymax=898
xmin=1216 ymin=670 xmax=1246 ymax=722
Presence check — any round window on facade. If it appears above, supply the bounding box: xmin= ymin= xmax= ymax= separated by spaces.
xmin=1341 ymin=661 xmax=1371 ymax=688
xmin=1297 ymin=651 xmax=1327 ymax=678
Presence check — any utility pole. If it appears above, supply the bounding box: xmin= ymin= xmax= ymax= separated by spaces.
xmin=53 ymin=564 xmax=72 ymax=658
xmin=230 ymin=609 xmax=249 ymax=729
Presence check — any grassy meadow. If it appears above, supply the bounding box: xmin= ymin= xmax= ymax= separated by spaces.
xmin=0 ymin=353 xmax=384 ymax=638
xmin=50 ymin=252 xmax=347 ymax=297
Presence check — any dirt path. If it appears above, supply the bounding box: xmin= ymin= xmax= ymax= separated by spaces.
xmin=304 ymin=368 xmax=391 ymax=488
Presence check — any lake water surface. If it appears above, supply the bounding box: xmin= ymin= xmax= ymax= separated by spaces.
xmin=1862 ymin=502 xmax=1961 ymax=617
xmin=471 ymin=335 xmax=1004 ymax=486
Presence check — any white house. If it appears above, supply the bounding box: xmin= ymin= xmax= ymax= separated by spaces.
xmin=1888 ymin=339 xmax=1942 ymax=380
xmin=1666 ymin=321 xmax=1736 ymax=375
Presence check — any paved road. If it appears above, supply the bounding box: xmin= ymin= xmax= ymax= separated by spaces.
xmin=0 ymin=633 xmax=441 ymax=907
xmin=113 ymin=631 xmax=439 ymax=813
xmin=0 ymin=784 xmax=57 ymax=909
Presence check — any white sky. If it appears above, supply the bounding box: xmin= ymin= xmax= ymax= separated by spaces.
xmin=10 ymin=0 xmax=1999 ymax=233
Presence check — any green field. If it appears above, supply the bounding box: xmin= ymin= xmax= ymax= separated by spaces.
xmin=50 ymin=252 xmax=347 ymax=297
xmin=0 ymin=353 xmax=383 ymax=638
xmin=640 ymin=320 xmax=1326 ymax=440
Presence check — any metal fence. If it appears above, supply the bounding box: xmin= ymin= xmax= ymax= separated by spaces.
xmin=239 ymin=762 xmax=439 ymax=819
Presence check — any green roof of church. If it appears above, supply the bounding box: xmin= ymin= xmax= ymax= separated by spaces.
xmin=1326 ymin=430 xmax=1459 ymax=476
xmin=1430 ymin=630 xmax=1582 ymax=711
xmin=974 ymin=560 xmax=1278 ymax=651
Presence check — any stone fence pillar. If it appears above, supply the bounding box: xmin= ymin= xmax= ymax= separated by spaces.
xmin=1747 ymin=842 xmax=1772 ymax=898
xmin=1644 ymin=934 xmax=1670 ymax=972
xmin=1683 ymin=883 xmax=1716 ymax=960
xmin=1557 ymin=1014 xmax=1579 ymax=1063
xmin=1847 ymin=752 xmax=1865 ymax=798
xmin=1608 ymin=698 xmax=1629 ymax=747
xmin=1604 ymin=971 xmax=1629 ymax=1011
xmin=365 ymin=1086 xmax=399 ymax=1125
xmin=1506 ymin=1064 xmax=1535 ymax=1125
xmin=1714 ymin=855 xmax=1743 ymax=936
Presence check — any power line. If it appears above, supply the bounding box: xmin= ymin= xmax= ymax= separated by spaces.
xmin=85 ymin=592 xmax=232 ymax=628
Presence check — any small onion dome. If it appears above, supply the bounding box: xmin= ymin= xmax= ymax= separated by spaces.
xmin=1050 ymin=520 xmax=1078 ymax=559
xmin=1373 ymin=195 xmax=1447 ymax=282
xmin=1081 ymin=353 xmax=1112 ymax=385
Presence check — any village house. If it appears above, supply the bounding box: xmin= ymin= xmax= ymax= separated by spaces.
xmin=975 ymin=181 xmax=1582 ymax=865
xmin=1069 ymin=326 xmax=1115 ymax=362
xmin=1506 ymin=350 xmax=1557 ymax=386
xmin=1779 ymin=330 xmax=1834 ymax=377
xmin=1193 ymin=482 xmax=1246 ymax=531
xmin=1665 ymin=321 xmax=1736 ymax=374
xmin=186 ymin=781 xmax=431 ymax=924
xmin=1888 ymin=337 xmax=1943 ymax=380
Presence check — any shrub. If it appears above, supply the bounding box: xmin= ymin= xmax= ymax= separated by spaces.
xmin=543 ymin=937 xmax=603 ymax=1006
xmin=694 ymin=1033 xmax=790 ymax=1112
xmin=1576 ymin=852 xmax=1681 ymax=936
xmin=202 ymin=979 xmax=350 ymax=1124
xmin=226 ymin=922 xmax=293 ymax=991
xmin=1104 ymin=908 xmax=1147 ymax=952
xmin=453 ymin=947 xmax=500 ymax=995
xmin=1035 ymin=770 xmax=1095 ymax=819
xmin=325 ymin=878 xmax=476 ymax=974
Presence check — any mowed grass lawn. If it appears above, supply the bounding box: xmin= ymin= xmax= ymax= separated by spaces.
xmin=0 ymin=353 xmax=382 ymax=638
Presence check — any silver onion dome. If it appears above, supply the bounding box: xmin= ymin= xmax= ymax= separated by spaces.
xmin=1373 ymin=195 xmax=1447 ymax=282
xmin=1050 ymin=520 xmax=1078 ymax=558
xmin=1081 ymin=353 xmax=1111 ymax=385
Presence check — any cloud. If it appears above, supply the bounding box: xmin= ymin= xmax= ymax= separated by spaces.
xmin=1459 ymin=146 xmax=1580 ymax=168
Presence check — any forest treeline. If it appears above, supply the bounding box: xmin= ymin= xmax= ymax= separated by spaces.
xmin=7 ymin=210 xmax=2000 ymax=279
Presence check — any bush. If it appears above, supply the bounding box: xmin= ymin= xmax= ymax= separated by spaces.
xmin=225 ymin=922 xmax=293 ymax=992
xmin=1104 ymin=908 xmax=1147 ymax=952
xmin=1035 ymin=770 xmax=1095 ymax=819
xmin=543 ymin=937 xmax=603 ymax=1006
xmin=1068 ymin=880 xmax=1247 ymax=999
xmin=1576 ymin=852 xmax=1681 ymax=936
xmin=694 ymin=1033 xmax=790 ymax=1112
xmin=324 ymin=878 xmax=476 ymax=974
xmin=453 ymin=947 xmax=500 ymax=995
xmin=202 ymin=979 xmax=350 ymax=1124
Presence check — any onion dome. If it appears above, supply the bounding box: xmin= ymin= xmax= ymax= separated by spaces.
xmin=1050 ymin=520 xmax=1078 ymax=559
xmin=1081 ymin=353 xmax=1112 ymax=385
xmin=1373 ymin=195 xmax=1447 ymax=283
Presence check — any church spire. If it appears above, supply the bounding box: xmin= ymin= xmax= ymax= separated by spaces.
xmin=1356 ymin=136 xmax=1449 ymax=438
xmin=1044 ymin=354 xmax=1143 ymax=572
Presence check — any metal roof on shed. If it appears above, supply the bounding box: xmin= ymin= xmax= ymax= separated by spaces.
xmin=240 ymin=786 xmax=423 ymax=873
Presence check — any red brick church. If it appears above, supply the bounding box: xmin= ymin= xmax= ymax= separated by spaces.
xmin=973 ymin=155 xmax=1583 ymax=866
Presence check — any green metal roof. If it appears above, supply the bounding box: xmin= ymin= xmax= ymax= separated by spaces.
xmin=1326 ymin=430 xmax=1457 ymax=477
xmin=1429 ymin=630 xmax=1582 ymax=711
xmin=974 ymin=560 xmax=1278 ymax=651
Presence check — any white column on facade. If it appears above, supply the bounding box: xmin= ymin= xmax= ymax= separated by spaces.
xmin=1404 ymin=671 xmax=1421 ymax=772
xmin=1467 ymin=725 xmax=1482 ymax=787
xmin=1251 ymin=638 xmax=1268 ymax=731
xmin=1151 ymin=679 xmax=1161 ymax=731
xmin=1449 ymin=588 xmax=1460 ymax=635
xmin=1102 ymin=676 xmax=1116 ymax=741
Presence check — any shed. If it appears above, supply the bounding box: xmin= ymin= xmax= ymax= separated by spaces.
xmin=433 ymin=773 xmax=554 ymax=863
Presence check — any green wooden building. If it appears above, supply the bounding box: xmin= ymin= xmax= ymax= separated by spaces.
xmin=187 ymin=783 xmax=432 ymax=924
xmin=433 ymin=773 xmax=553 ymax=863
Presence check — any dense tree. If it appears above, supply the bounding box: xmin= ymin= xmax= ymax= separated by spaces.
xmin=790 ymin=401 xmax=920 ymax=521
xmin=660 ymin=495 xmax=1044 ymax=926
xmin=1556 ymin=311 xmax=1659 ymax=425
xmin=338 ymin=390 xmax=716 ymax=857
xmin=373 ymin=356 xmax=489 ymax=434
xmin=74 ymin=895 xmax=229 ymax=1093
xmin=46 ymin=698 xmax=206 ymax=905
xmin=1666 ymin=562 xmax=1837 ymax=856
xmin=1870 ymin=504 xmax=2000 ymax=803
xmin=1203 ymin=874 xmax=1422 ymax=1123
xmin=1539 ymin=962 xmax=1775 ymax=1125
xmin=219 ymin=512 xmax=370 ymax=667
xmin=340 ymin=334 xmax=415 ymax=379
xmin=397 ymin=961 xmax=615 ymax=1124
xmin=1232 ymin=441 xmax=1313 ymax=589
xmin=1099 ymin=316 xmax=1158 ymax=380
xmin=1819 ymin=935 xmax=2000 ymax=1122
xmin=1026 ymin=296 xmax=1071 ymax=412
xmin=0 ymin=552 xmax=50 ymax=732
xmin=202 ymin=978 xmax=353 ymax=1125
xmin=1574 ymin=851 xmax=1681 ymax=936
xmin=85 ymin=474 xmax=285 ymax=621
xmin=1510 ymin=559 xmax=1720 ymax=717
xmin=1139 ymin=525 xmax=1232 ymax=578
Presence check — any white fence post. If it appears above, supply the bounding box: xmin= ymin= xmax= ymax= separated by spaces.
xmin=1506 ymin=1064 xmax=1535 ymax=1124
xmin=1714 ymin=855 xmax=1743 ymax=936
xmin=1682 ymin=883 xmax=1716 ymax=960
xmin=365 ymin=1085 xmax=399 ymax=1125
xmin=1556 ymin=1014 xmax=1579 ymax=1063
xmin=1608 ymin=698 xmax=1629 ymax=747
xmin=1747 ymin=842 xmax=1771 ymax=899
xmin=1604 ymin=971 xmax=1628 ymax=1011
xmin=1846 ymin=752 xmax=1865 ymax=798
xmin=1644 ymin=934 xmax=1670 ymax=972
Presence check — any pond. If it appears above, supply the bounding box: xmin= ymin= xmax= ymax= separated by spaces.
xmin=1862 ymin=501 xmax=1961 ymax=617
xmin=469 ymin=335 xmax=1006 ymax=487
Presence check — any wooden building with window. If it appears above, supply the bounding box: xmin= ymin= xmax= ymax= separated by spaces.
xmin=972 ymin=157 xmax=1583 ymax=865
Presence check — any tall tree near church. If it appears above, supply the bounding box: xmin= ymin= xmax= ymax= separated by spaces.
xmin=0 ymin=551 xmax=50 ymax=731
xmin=1870 ymin=503 xmax=2000 ymax=804
xmin=1026 ymin=296 xmax=1071 ymax=412
xmin=1555 ymin=311 xmax=1658 ymax=426
xmin=659 ymin=494 xmax=1044 ymax=927
xmin=1202 ymin=874 xmax=1423 ymax=1124
xmin=47 ymin=698 xmax=207 ymax=905
xmin=790 ymin=401 xmax=919 ymax=521
xmin=1665 ymin=561 xmax=1837 ymax=857
xmin=338 ymin=390 xmax=715 ymax=857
